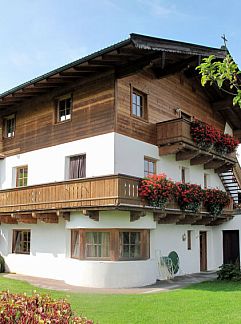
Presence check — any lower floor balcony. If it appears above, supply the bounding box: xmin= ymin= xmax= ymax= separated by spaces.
xmin=0 ymin=174 xmax=234 ymax=226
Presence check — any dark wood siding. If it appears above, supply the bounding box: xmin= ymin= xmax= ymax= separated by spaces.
xmin=0 ymin=75 xmax=115 ymax=157
xmin=116 ymin=71 xmax=225 ymax=145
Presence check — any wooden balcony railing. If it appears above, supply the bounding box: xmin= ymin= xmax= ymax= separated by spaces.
xmin=157 ymin=118 xmax=237 ymax=171
xmin=0 ymin=174 xmax=141 ymax=214
xmin=0 ymin=173 xmax=234 ymax=226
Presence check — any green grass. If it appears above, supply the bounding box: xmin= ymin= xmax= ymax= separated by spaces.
xmin=1 ymin=276 xmax=241 ymax=323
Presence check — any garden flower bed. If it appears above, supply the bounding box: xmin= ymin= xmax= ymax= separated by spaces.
xmin=0 ymin=291 xmax=93 ymax=323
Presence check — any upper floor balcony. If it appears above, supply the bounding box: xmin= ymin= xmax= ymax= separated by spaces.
xmin=0 ymin=174 xmax=234 ymax=226
xmin=157 ymin=118 xmax=237 ymax=172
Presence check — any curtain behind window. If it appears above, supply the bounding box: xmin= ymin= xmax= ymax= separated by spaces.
xmin=69 ymin=155 xmax=86 ymax=179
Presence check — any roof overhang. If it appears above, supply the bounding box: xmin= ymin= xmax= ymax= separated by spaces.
xmin=1 ymin=33 xmax=239 ymax=130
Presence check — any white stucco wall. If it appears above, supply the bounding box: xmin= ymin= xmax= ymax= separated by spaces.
xmin=0 ymin=132 xmax=240 ymax=288
xmin=114 ymin=133 xmax=225 ymax=189
xmin=0 ymin=133 xmax=115 ymax=189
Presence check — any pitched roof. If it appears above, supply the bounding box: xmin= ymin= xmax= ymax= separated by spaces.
xmin=0 ymin=33 xmax=227 ymax=108
xmin=1 ymin=33 xmax=240 ymax=131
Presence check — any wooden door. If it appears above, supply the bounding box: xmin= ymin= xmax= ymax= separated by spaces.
xmin=200 ymin=231 xmax=207 ymax=271
xmin=223 ymin=230 xmax=240 ymax=265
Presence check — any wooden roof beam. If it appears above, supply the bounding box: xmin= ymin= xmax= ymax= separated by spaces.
xmin=72 ymin=66 xmax=110 ymax=72
xmin=204 ymin=159 xmax=226 ymax=170
xmin=117 ymin=47 xmax=151 ymax=56
xmin=212 ymin=98 xmax=234 ymax=111
xmin=176 ymin=149 xmax=199 ymax=161
xmin=153 ymin=55 xmax=197 ymax=79
xmin=190 ymin=154 xmax=213 ymax=165
xmin=59 ymin=71 xmax=92 ymax=77
xmin=88 ymin=60 xmax=122 ymax=67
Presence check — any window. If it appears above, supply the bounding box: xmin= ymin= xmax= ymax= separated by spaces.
xmin=119 ymin=231 xmax=141 ymax=259
xmin=204 ymin=173 xmax=209 ymax=189
xmin=131 ymin=88 xmax=147 ymax=119
xmin=187 ymin=230 xmax=192 ymax=250
xmin=71 ymin=229 xmax=149 ymax=261
xmin=69 ymin=154 xmax=86 ymax=179
xmin=181 ymin=167 xmax=186 ymax=183
xmin=12 ymin=230 xmax=31 ymax=254
xmin=85 ymin=232 xmax=110 ymax=258
xmin=4 ymin=115 xmax=15 ymax=138
xmin=16 ymin=166 xmax=28 ymax=187
xmin=57 ymin=95 xmax=72 ymax=122
xmin=144 ymin=157 xmax=156 ymax=177
xmin=181 ymin=167 xmax=189 ymax=183
xmin=180 ymin=111 xmax=192 ymax=121
xmin=71 ymin=229 xmax=81 ymax=259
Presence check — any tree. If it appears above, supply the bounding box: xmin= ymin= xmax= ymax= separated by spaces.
xmin=196 ymin=54 xmax=241 ymax=107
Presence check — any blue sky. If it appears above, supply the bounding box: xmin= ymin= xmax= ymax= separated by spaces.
xmin=0 ymin=0 xmax=240 ymax=93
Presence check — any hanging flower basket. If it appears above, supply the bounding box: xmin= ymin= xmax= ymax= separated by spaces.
xmin=203 ymin=188 xmax=231 ymax=216
xmin=173 ymin=183 xmax=204 ymax=212
xmin=139 ymin=174 xmax=174 ymax=209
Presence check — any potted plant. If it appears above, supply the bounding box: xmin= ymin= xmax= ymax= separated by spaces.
xmin=203 ymin=188 xmax=231 ymax=216
xmin=190 ymin=119 xmax=239 ymax=155
xmin=139 ymin=174 xmax=174 ymax=209
xmin=173 ymin=182 xmax=204 ymax=212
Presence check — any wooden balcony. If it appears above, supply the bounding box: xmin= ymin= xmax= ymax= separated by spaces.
xmin=157 ymin=118 xmax=237 ymax=172
xmin=0 ymin=174 xmax=234 ymax=226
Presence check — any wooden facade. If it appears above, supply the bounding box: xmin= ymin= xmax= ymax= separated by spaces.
xmin=0 ymin=69 xmax=231 ymax=158
xmin=116 ymin=71 xmax=225 ymax=145
xmin=0 ymin=74 xmax=115 ymax=157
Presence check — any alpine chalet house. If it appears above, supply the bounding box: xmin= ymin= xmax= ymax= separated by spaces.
xmin=0 ymin=34 xmax=240 ymax=288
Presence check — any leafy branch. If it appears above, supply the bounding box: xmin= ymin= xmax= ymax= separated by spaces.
xmin=196 ymin=54 xmax=241 ymax=107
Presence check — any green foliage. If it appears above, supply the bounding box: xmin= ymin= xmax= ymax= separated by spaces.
xmin=0 ymin=291 xmax=93 ymax=323
xmin=0 ymin=256 xmax=5 ymax=273
xmin=217 ymin=264 xmax=241 ymax=281
xmin=196 ymin=54 xmax=241 ymax=108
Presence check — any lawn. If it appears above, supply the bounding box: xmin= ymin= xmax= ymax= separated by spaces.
xmin=0 ymin=276 xmax=241 ymax=323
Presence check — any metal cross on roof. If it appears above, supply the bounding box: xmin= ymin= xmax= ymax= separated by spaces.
xmin=221 ymin=34 xmax=228 ymax=48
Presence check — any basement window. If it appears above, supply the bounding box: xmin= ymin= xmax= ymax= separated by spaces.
xmin=12 ymin=230 xmax=31 ymax=254
xmin=57 ymin=95 xmax=72 ymax=122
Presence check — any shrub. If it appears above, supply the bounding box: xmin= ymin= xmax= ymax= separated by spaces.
xmin=217 ymin=264 xmax=241 ymax=281
xmin=0 ymin=291 xmax=93 ymax=323
xmin=0 ymin=255 xmax=5 ymax=273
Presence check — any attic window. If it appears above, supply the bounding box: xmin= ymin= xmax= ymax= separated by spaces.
xmin=131 ymin=88 xmax=147 ymax=119
xmin=57 ymin=95 xmax=72 ymax=122
xmin=4 ymin=114 xmax=15 ymax=138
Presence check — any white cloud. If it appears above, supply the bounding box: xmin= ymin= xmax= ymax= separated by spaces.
xmin=138 ymin=0 xmax=190 ymax=19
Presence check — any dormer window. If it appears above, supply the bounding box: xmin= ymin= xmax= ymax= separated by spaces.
xmin=4 ymin=114 xmax=15 ymax=138
xmin=57 ymin=95 xmax=72 ymax=122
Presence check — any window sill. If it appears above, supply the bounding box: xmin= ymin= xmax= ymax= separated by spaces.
xmin=130 ymin=114 xmax=149 ymax=123
xmin=55 ymin=119 xmax=72 ymax=125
